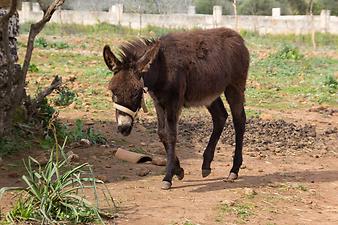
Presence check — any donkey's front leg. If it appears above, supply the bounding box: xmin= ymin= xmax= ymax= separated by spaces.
xmin=161 ymin=108 xmax=182 ymax=190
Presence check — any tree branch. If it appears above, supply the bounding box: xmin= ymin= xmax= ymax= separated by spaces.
xmin=22 ymin=0 xmax=65 ymax=80
xmin=34 ymin=75 xmax=62 ymax=106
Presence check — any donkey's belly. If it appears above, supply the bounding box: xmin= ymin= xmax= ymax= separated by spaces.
xmin=184 ymin=92 xmax=223 ymax=107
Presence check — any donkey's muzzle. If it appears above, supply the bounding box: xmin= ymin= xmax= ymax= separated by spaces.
xmin=118 ymin=124 xmax=132 ymax=136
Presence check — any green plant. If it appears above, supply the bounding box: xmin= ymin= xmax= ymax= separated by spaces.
xmin=323 ymin=74 xmax=338 ymax=92
xmin=274 ymin=44 xmax=303 ymax=60
xmin=0 ymin=127 xmax=33 ymax=157
xmin=0 ymin=117 xmax=116 ymax=224
xmin=183 ymin=220 xmax=197 ymax=225
xmin=50 ymin=41 xmax=70 ymax=49
xmin=70 ymin=119 xmax=107 ymax=145
xmin=28 ymin=63 xmax=39 ymax=72
xmin=220 ymin=202 xmax=253 ymax=221
xmin=54 ymin=87 xmax=77 ymax=106
xmin=35 ymin=37 xmax=48 ymax=48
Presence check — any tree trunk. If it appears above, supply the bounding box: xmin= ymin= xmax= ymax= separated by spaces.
xmin=0 ymin=5 xmax=21 ymax=136
xmin=1 ymin=0 xmax=65 ymax=137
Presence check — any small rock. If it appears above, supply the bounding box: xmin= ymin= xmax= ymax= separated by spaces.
xmin=244 ymin=188 xmax=257 ymax=196
xmin=137 ymin=168 xmax=151 ymax=177
xmin=241 ymin=165 xmax=247 ymax=169
xmin=140 ymin=142 xmax=147 ymax=146
xmin=80 ymin=139 xmax=91 ymax=146
xmin=68 ymin=75 xmax=77 ymax=82
xmin=221 ymin=199 xmax=236 ymax=206
xmin=67 ymin=151 xmax=79 ymax=162
xmin=258 ymin=169 xmax=264 ymax=172
xmin=96 ymin=175 xmax=109 ymax=182
xmin=151 ymin=157 xmax=166 ymax=166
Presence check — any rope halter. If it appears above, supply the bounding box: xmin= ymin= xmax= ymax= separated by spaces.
xmin=112 ymin=102 xmax=140 ymax=120
xmin=112 ymin=78 xmax=147 ymax=120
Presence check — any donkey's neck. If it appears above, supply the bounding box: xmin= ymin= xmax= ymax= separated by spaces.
xmin=142 ymin=55 xmax=162 ymax=91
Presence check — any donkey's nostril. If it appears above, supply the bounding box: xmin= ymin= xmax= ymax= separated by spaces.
xmin=118 ymin=125 xmax=132 ymax=136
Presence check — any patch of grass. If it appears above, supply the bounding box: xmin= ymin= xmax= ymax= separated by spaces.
xmin=69 ymin=119 xmax=107 ymax=145
xmin=323 ymin=74 xmax=338 ymax=92
xmin=296 ymin=184 xmax=308 ymax=192
xmin=245 ymin=109 xmax=261 ymax=118
xmin=220 ymin=201 xmax=254 ymax=221
xmin=35 ymin=37 xmax=48 ymax=48
xmin=183 ymin=220 xmax=198 ymax=225
xmin=50 ymin=41 xmax=70 ymax=49
xmin=129 ymin=147 xmax=146 ymax=154
xmin=28 ymin=63 xmax=39 ymax=72
xmin=0 ymin=134 xmax=31 ymax=157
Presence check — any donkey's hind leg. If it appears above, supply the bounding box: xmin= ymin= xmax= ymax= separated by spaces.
xmin=202 ymin=97 xmax=228 ymax=177
xmin=225 ymin=86 xmax=246 ymax=181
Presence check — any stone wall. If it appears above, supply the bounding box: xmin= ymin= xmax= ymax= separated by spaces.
xmin=18 ymin=2 xmax=338 ymax=35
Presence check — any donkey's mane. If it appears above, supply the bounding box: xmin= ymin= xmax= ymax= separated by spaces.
xmin=116 ymin=38 xmax=156 ymax=65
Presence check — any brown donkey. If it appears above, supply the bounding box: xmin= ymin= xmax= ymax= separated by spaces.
xmin=103 ymin=28 xmax=250 ymax=190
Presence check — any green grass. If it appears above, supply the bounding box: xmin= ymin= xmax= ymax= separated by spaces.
xmin=220 ymin=201 xmax=254 ymax=221
xmin=19 ymin=23 xmax=338 ymax=115
xmin=0 ymin=136 xmax=115 ymax=224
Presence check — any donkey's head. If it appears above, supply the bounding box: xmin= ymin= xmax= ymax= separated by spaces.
xmin=103 ymin=40 xmax=160 ymax=136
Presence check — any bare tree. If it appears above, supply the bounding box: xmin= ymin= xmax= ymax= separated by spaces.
xmin=232 ymin=0 xmax=238 ymax=31
xmin=308 ymin=0 xmax=316 ymax=49
xmin=0 ymin=0 xmax=65 ymax=136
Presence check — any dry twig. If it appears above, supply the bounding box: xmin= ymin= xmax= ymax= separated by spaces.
xmin=22 ymin=0 xmax=65 ymax=80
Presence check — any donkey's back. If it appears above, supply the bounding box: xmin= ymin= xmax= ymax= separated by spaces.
xmin=159 ymin=28 xmax=249 ymax=107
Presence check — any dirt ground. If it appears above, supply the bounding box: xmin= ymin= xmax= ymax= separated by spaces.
xmin=0 ymin=105 xmax=337 ymax=225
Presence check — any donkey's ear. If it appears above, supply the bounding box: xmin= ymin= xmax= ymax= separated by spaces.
xmin=103 ymin=45 xmax=122 ymax=71
xmin=135 ymin=41 xmax=160 ymax=76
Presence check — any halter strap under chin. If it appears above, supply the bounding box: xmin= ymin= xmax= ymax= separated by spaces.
xmin=113 ymin=102 xmax=139 ymax=119
xmin=113 ymin=78 xmax=147 ymax=120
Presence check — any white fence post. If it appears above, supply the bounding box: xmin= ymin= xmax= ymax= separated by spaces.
xmin=32 ymin=2 xmax=41 ymax=12
xmin=213 ymin=5 xmax=222 ymax=28
xmin=320 ymin=10 xmax=330 ymax=33
xmin=272 ymin=8 xmax=281 ymax=17
xmin=109 ymin=4 xmax=123 ymax=25
xmin=188 ymin=6 xmax=196 ymax=15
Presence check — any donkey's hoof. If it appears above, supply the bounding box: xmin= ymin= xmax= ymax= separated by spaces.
xmin=176 ymin=168 xmax=185 ymax=180
xmin=202 ymin=169 xmax=211 ymax=178
xmin=224 ymin=172 xmax=238 ymax=182
xmin=161 ymin=181 xmax=172 ymax=190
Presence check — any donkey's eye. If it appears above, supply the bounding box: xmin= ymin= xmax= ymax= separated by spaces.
xmin=132 ymin=92 xmax=141 ymax=100
xmin=112 ymin=94 xmax=117 ymax=102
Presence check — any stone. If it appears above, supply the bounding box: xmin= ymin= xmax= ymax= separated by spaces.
xmin=151 ymin=157 xmax=166 ymax=166
xmin=80 ymin=138 xmax=91 ymax=146
xmin=137 ymin=168 xmax=151 ymax=177
xmin=244 ymin=188 xmax=257 ymax=196
xmin=66 ymin=151 xmax=79 ymax=162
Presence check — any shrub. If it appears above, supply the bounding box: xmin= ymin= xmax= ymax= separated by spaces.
xmin=54 ymin=87 xmax=77 ymax=106
xmin=35 ymin=37 xmax=48 ymax=48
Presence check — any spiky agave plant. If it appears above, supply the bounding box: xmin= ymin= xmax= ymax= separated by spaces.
xmin=0 ymin=113 xmax=116 ymax=224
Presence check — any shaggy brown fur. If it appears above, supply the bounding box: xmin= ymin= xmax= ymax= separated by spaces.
xmin=104 ymin=28 xmax=250 ymax=189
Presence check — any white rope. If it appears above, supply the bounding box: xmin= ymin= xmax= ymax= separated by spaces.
xmin=113 ymin=102 xmax=139 ymax=119
xmin=113 ymin=78 xmax=146 ymax=120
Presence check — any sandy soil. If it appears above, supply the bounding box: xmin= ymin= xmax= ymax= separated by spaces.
xmin=0 ymin=107 xmax=337 ymax=225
